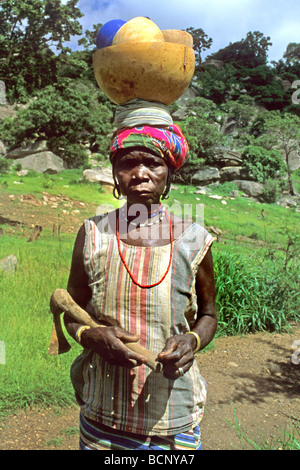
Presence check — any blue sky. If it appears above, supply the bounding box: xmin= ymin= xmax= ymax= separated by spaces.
xmin=69 ymin=0 xmax=300 ymax=63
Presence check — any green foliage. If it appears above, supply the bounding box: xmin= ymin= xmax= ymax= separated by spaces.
xmin=0 ymin=0 xmax=83 ymax=102
xmin=262 ymin=179 xmax=281 ymax=203
xmin=283 ymin=42 xmax=300 ymax=65
xmin=241 ymin=145 xmax=285 ymax=183
xmin=0 ymin=233 xmax=79 ymax=414
xmin=229 ymin=403 xmax=300 ymax=450
xmin=196 ymin=64 xmax=239 ymax=104
xmin=207 ymin=31 xmax=272 ymax=68
xmin=185 ymin=27 xmax=213 ymax=65
xmin=241 ymin=65 xmax=291 ymax=111
xmin=0 ymin=157 xmax=10 ymax=174
xmin=0 ymin=79 xmax=114 ymax=168
xmin=178 ymin=112 xmax=224 ymax=163
xmin=252 ymin=112 xmax=300 ymax=194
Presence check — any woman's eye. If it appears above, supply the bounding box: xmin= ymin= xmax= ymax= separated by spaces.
xmin=148 ymin=161 xmax=161 ymax=168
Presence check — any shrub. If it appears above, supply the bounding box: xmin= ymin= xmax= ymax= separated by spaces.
xmin=241 ymin=145 xmax=285 ymax=183
xmin=262 ymin=178 xmax=281 ymax=203
xmin=179 ymin=116 xmax=224 ymax=163
xmin=0 ymin=157 xmax=10 ymax=174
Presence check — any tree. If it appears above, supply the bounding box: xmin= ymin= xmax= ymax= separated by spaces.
xmin=195 ymin=63 xmax=239 ymax=104
xmin=185 ymin=27 xmax=212 ymax=65
xmin=242 ymin=65 xmax=289 ymax=111
xmin=253 ymin=112 xmax=300 ymax=195
xmin=179 ymin=115 xmax=224 ymax=163
xmin=207 ymin=31 xmax=272 ymax=68
xmin=283 ymin=43 xmax=300 ymax=65
xmin=0 ymin=0 xmax=83 ymax=101
xmin=0 ymin=79 xmax=115 ymax=167
xmin=77 ymin=23 xmax=102 ymax=51
xmin=244 ymin=31 xmax=272 ymax=67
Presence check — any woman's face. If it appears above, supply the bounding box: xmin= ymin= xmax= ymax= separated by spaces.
xmin=114 ymin=149 xmax=169 ymax=207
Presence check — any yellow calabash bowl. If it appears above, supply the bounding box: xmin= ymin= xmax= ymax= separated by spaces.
xmin=93 ymin=42 xmax=195 ymax=105
xmin=161 ymin=30 xmax=193 ymax=47
xmin=112 ymin=17 xmax=165 ymax=44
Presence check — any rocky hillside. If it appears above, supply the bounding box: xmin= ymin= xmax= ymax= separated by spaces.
xmin=1 ymin=76 xmax=299 ymax=208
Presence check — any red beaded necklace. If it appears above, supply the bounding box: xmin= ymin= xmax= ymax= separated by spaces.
xmin=116 ymin=208 xmax=173 ymax=289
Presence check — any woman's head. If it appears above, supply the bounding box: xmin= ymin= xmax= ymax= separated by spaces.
xmin=113 ymin=147 xmax=170 ymax=206
xmin=110 ymin=124 xmax=189 ymax=204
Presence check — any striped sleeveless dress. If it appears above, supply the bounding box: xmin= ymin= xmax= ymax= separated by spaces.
xmin=70 ymin=213 xmax=214 ymax=437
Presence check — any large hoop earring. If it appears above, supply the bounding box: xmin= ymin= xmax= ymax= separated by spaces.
xmin=113 ymin=184 xmax=122 ymax=200
xmin=162 ymin=170 xmax=172 ymax=200
xmin=162 ymin=187 xmax=171 ymax=200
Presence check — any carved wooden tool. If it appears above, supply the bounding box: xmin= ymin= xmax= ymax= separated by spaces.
xmin=48 ymin=288 xmax=161 ymax=372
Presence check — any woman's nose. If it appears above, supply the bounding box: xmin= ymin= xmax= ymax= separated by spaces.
xmin=132 ymin=164 xmax=149 ymax=180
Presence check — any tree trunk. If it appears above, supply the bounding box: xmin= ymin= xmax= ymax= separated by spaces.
xmin=285 ymin=152 xmax=295 ymax=196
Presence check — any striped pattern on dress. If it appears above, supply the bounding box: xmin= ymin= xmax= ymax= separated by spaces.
xmin=70 ymin=214 xmax=214 ymax=437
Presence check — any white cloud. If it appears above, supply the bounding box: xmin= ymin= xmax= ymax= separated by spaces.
xmin=73 ymin=0 xmax=300 ymax=62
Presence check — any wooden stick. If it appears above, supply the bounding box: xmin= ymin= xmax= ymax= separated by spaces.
xmin=49 ymin=289 xmax=161 ymax=372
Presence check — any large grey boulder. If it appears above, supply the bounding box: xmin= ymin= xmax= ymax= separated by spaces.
xmin=83 ymin=168 xmax=114 ymax=186
xmin=0 ymin=140 xmax=6 ymax=155
xmin=277 ymin=197 xmax=298 ymax=208
xmin=287 ymin=150 xmax=300 ymax=171
xmin=5 ymin=141 xmax=49 ymax=159
xmin=214 ymin=149 xmax=243 ymax=167
xmin=231 ymin=180 xmax=265 ymax=198
xmin=191 ymin=167 xmax=220 ymax=185
xmin=172 ymin=87 xmax=199 ymax=121
xmin=220 ymin=116 xmax=239 ymax=135
xmin=12 ymin=151 xmax=65 ymax=174
xmin=219 ymin=166 xmax=245 ymax=181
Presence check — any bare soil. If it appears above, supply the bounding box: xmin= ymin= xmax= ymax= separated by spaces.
xmin=0 ymin=190 xmax=100 ymax=235
xmin=0 ymin=191 xmax=299 ymax=450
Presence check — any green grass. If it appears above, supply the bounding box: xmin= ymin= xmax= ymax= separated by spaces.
xmin=214 ymin=250 xmax=299 ymax=335
xmin=44 ymin=426 xmax=79 ymax=448
xmin=0 ymin=168 xmax=119 ymax=207
xmin=0 ymin=232 xmax=82 ymax=415
xmin=228 ymin=403 xmax=300 ymax=450
xmin=0 ymin=169 xmax=299 ymax=416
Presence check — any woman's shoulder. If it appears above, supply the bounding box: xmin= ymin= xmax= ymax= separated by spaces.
xmin=85 ymin=210 xmax=119 ymax=233
xmin=171 ymin=213 xmax=210 ymax=240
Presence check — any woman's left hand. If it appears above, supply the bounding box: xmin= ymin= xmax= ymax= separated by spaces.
xmin=157 ymin=334 xmax=196 ymax=380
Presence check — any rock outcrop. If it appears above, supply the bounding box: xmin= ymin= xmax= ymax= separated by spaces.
xmin=82 ymin=168 xmax=114 ymax=186
xmin=12 ymin=151 xmax=65 ymax=174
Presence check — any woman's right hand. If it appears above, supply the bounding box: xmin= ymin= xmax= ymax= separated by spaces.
xmin=80 ymin=326 xmax=147 ymax=368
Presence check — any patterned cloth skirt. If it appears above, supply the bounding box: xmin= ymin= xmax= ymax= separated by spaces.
xmin=79 ymin=413 xmax=202 ymax=451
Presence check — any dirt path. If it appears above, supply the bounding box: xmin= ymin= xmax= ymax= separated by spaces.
xmin=1 ymin=325 xmax=299 ymax=451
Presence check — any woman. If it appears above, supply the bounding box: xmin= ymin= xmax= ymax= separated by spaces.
xmin=64 ymin=124 xmax=217 ymax=450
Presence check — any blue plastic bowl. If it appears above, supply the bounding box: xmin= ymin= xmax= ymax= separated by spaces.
xmin=96 ymin=19 xmax=126 ymax=49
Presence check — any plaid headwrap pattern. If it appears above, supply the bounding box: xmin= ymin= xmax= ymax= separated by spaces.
xmin=110 ymin=124 xmax=189 ymax=171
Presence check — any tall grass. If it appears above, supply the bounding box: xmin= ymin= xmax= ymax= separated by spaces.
xmin=214 ymin=249 xmax=299 ymax=335
xmin=0 ymin=232 xmax=81 ymax=415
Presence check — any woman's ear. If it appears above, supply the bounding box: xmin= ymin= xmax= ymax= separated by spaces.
xmin=161 ymin=169 xmax=173 ymax=200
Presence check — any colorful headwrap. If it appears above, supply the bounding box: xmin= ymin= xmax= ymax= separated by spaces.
xmin=110 ymin=124 xmax=189 ymax=171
